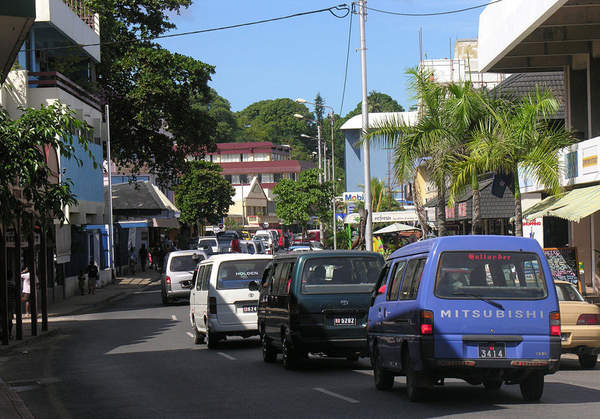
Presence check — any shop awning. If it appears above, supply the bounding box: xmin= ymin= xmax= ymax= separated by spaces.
xmin=151 ymin=217 xmax=180 ymax=228
xmin=117 ymin=220 xmax=148 ymax=229
xmin=523 ymin=185 xmax=600 ymax=222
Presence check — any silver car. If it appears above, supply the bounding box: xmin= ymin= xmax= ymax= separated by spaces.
xmin=161 ymin=250 xmax=209 ymax=305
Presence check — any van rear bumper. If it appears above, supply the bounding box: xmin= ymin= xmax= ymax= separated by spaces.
xmin=166 ymin=289 xmax=190 ymax=299
xmin=294 ymin=337 xmax=368 ymax=356
xmin=425 ymin=358 xmax=560 ymax=374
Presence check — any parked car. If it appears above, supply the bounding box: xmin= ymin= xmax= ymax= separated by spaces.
xmin=555 ymin=280 xmax=600 ymax=369
xmin=161 ymin=250 xmax=210 ymax=305
xmin=189 ymin=254 xmax=273 ymax=348
xmin=252 ymin=251 xmax=384 ymax=369
xmin=196 ymin=237 xmax=219 ymax=254
xmin=254 ymin=233 xmax=274 ymax=254
xmin=240 ymin=231 xmax=252 ymax=240
xmin=367 ymin=236 xmax=561 ymax=402
xmin=239 ymin=240 xmax=263 ymax=255
xmin=256 ymin=229 xmax=279 ymax=251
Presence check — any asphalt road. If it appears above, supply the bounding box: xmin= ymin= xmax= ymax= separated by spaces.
xmin=1 ymin=284 xmax=600 ymax=419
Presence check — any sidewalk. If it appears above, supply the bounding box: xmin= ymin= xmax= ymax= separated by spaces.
xmin=0 ymin=270 xmax=161 ymax=418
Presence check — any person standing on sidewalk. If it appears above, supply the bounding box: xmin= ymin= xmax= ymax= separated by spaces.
xmin=87 ymin=259 xmax=98 ymax=295
xmin=139 ymin=244 xmax=147 ymax=272
xmin=21 ymin=268 xmax=30 ymax=318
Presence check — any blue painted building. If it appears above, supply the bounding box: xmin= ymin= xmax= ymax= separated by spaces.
xmin=340 ymin=112 xmax=418 ymax=204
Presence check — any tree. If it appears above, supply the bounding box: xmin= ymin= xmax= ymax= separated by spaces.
xmin=175 ymin=161 xmax=235 ymax=234
xmin=345 ymin=91 xmax=405 ymax=119
xmin=235 ymin=98 xmax=317 ymax=160
xmin=273 ymin=169 xmax=332 ymax=236
xmin=458 ymin=87 xmax=574 ymax=236
xmin=191 ymin=89 xmax=238 ymax=143
xmin=84 ymin=0 xmax=217 ymax=183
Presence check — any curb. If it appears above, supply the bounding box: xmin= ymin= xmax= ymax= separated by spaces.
xmin=0 ymin=329 xmax=62 ymax=355
xmin=0 ymin=378 xmax=34 ymax=419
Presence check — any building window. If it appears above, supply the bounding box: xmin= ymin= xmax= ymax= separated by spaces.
xmin=221 ymin=154 xmax=240 ymax=163
xmin=231 ymin=175 xmax=240 ymax=184
xmin=239 ymin=174 xmax=248 ymax=184
xmin=273 ymin=173 xmax=282 ymax=182
xmin=566 ymin=151 xmax=578 ymax=179
xmin=243 ymin=153 xmax=252 ymax=162
xmin=224 ymin=175 xmax=232 ymax=183
xmin=254 ymin=153 xmax=268 ymax=161
xmin=261 ymin=173 xmax=274 ymax=183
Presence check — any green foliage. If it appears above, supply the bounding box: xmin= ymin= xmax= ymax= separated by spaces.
xmin=191 ymin=89 xmax=238 ymax=143
xmin=345 ymin=91 xmax=405 ymax=119
xmin=0 ymin=102 xmax=91 ymax=225
xmin=235 ymin=98 xmax=316 ymax=160
xmin=175 ymin=160 xmax=235 ymax=228
xmin=273 ymin=169 xmax=332 ymax=229
xmin=84 ymin=0 xmax=216 ymax=183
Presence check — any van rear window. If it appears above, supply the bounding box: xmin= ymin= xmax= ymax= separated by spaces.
xmin=435 ymin=252 xmax=547 ymax=300
xmin=301 ymin=257 xmax=382 ymax=294
xmin=217 ymin=260 xmax=270 ymax=289
xmin=170 ymin=255 xmax=201 ymax=272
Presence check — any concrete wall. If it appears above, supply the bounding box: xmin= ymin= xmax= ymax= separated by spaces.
xmin=35 ymin=0 xmax=100 ymax=61
xmin=344 ymin=130 xmax=394 ymax=194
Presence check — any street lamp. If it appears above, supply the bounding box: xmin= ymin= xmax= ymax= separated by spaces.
xmin=296 ymin=98 xmax=338 ymax=249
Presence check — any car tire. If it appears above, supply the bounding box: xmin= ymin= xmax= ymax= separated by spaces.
xmin=207 ymin=328 xmax=218 ymax=349
xmin=578 ymin=353 xmax=598 ymax=369
xmin=373 ymin=346 xmax=394 ymax=391
xmin=262 ymin=336 xmax=277 ymax=363
xmin=161 ymin=290 xmax=169 ymax=305
xmin=482 ymin=378 xmax=503 ymax=391
xmin=193 ymin=327 xmax=205 ymax=345
xmin=520 ymin=372 xmax=544 ymax=402
xmin=281 ymin=334 xmax=298 ymax=370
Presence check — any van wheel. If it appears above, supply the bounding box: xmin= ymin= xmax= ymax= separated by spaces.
xmin=193 ymin=327 xmax=205 ymax=345
xmin=520 ymin=372 xmax=544 ymax=401
xmin=207 ymin=328 xmax=218 ymax=349
xmin=262 ymin=336 xmax=277 ymax=363
xmin=373 ymin=346 xmax=394 ymax=391
xmin=406 ymin=364 xmax=428 ymax=402
xmin=161 ymin=291 xmax=169 ymax=305
xmin=281 ymin=334 xmax=298 ymax=370
xmin=483 ymin=378 xmax=503 ymax=390
xmin=578 ymin=353 xmax=598 ymax=369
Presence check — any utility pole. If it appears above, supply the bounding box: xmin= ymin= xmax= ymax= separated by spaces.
xmin=359 ymin=0 xmax=372 ymax=251
xmin=317 ymin=123 xmax=323 ymax=245
xmin=105 ymin=105 xmax=115 ymax=277
xmin=330 ymin=112 xmax=337 ymax=250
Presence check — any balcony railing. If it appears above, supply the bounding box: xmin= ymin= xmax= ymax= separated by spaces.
xmin=62 ymin=0 xmax=97 ymax=31
xmin=28 ymin=71 xmax=102 ymax=112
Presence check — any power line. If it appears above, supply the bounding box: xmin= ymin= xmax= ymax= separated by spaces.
xmin=28 ymin=4 xmax=350 ymax=53
xmin=339 ymin=3 xmax=355 ymax=115
xmin=366 ymin=0 xmax=502 ymax=17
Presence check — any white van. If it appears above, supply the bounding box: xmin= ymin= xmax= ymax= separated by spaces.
xmin=189 ymin=254 xmax=272 ymax=348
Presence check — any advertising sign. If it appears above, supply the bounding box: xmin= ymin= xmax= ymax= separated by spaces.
xmin=343 ymin=192 xmax=365 ymax=202
xmin=372 ymin=210 xmax=418 ymax=223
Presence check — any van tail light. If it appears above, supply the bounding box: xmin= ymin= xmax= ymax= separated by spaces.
xmin=420 ymin=310 xmax=434 ymax=335
xmin=577 ymin=314 xmax=600 ymax=325
xmin=165 ymin=276 xmax=171 ymax=285
xmin=209 ymin=297 xmax=217 ymax=314
xmin=550 ymin=311 xmax=561 ymax=336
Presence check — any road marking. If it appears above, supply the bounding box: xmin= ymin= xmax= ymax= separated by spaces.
xmin=171 ymin=315 xmax=178 ymax=321
xmin=132 ymin=290 xmax=161 ymax=294
xmin=353 ymin=369 xmax=373 ymax=376
xmin=186 ymin=332 xmax=194 ymax=339
xmin=11 ymin=384 xmax=39 ymax=393
xmin=313 ymin=387 xmax=359 ymax=404
xmin=217 ymin=352 xmax=236 ymax=361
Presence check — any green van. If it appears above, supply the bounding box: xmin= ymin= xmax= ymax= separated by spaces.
xmin=250 ymin=251 xmax=384 ymax=369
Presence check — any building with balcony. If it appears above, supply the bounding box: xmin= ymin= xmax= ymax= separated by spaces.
xmin=202 ymin=142 xmax=315 ymax=198
xmin=0 ymin=0 xmax=107 ymax=298
xmin=0 ymin=1 xmax=35 ymax=83
xmin=478 ymin=0 xmax=600 ymax=294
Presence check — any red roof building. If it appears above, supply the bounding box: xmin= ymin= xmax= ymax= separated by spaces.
xmin=201 ymin=142 xmax=315 ymax=197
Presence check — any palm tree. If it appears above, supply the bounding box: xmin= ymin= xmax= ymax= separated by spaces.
xmin=369 ymin=68 xmax=487 ymax=236
xmin=455 ymin=87 xmax=574 ymax=236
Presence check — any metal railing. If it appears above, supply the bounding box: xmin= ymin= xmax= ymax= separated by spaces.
xmin=28 ymin=71 xmax=102 ymax=112
xmin=62 ymin=0 xmax=97 ymax=31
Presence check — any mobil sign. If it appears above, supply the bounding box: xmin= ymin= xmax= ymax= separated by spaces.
xmin=343 ymin=191 xmax=365 ymax=202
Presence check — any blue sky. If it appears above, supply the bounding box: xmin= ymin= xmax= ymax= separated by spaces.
xmin=159 ymin=1 xmax=487 ymax=114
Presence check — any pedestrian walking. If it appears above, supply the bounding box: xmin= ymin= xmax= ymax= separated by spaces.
xmin=139 ymin=243 xmax=147 ymax=272
xmin=21 ymin=267 xmax=30 ymax=317
xmin=87 ymin=259 xmax=98 ymax=295
xmin=77 ymin=270 xmax=86 ymax=296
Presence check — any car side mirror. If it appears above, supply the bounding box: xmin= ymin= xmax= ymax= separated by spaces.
xmin=248 ymin=280 xmax=259 ymax=291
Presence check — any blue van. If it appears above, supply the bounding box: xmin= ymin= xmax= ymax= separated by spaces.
xmin=367 ymin=236 xmax=561 ymax=402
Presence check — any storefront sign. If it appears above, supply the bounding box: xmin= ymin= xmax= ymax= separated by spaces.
xmin=544 ymin=247 xmax=581 ymax=290
xmin=458 ymin=203 xmax=467 ymax=218
xmin=583 ymin=155 xmax=598 ymax=168
xmin=372 ymin=210 xmax=418 ymax=223
xmin=445 ymin=206 xmax=455 ymax=219
xmin=343 ymin=192 xmax=365 ymax=202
